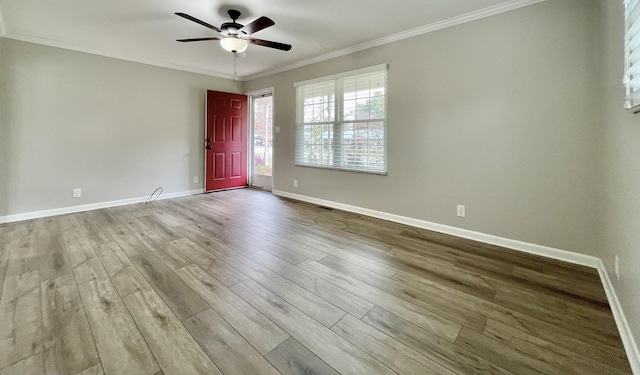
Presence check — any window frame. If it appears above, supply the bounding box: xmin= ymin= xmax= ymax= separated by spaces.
xmin=294 ymin=64 xmax=388 ymax=175
xmin=624 ymin=0 xmax=640 ymax=112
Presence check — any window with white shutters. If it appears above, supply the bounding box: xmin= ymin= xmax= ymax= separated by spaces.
xmin=624 ymin=0 xmax=640 ymax=111
xmin=294 ymin=65 xmax=387 ymax=174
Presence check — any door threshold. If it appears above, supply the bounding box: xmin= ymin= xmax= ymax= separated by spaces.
xmin=249 ymin=184 xmax=272 ymax=192
xmin=204 ymin=186 xmax=247 ymax=193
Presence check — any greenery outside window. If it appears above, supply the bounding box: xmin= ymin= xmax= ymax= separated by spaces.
xmin=294 ymin=65 xmax=387 ymax=173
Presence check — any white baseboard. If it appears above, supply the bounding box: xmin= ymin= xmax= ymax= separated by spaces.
xmin=273 ymin=190 xmax=598 ymax=267
xmin=0 ymin=188 xmax=204 ymax=224
xmin=273 ymin=189 xmax=640 ymax=374
xmin=597 ymin=260 xmax=640 ymax=375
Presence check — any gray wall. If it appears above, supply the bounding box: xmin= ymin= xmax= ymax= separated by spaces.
xmin=598 ymin=0 xmax=640 ymax=354
xmin=245 ymin=0 xmax=602 ymax=256
xmin=0 ymin=39 xmax=242 ymax=216
xmin=1 ymin=0 xmax=637 ymax=355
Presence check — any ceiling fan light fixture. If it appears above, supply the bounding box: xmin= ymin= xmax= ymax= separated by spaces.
xmin=220 ymin=37 xmax=248 ymax=53
xmin=176 ymin=11 xmax=291 ymax=52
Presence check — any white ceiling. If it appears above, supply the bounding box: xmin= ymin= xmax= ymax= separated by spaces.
xmin=0 ymin=0 xmax=543 ymax=81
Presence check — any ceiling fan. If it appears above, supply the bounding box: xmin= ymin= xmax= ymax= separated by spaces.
xmin=175 ymin=10 xmax=292 ymax=54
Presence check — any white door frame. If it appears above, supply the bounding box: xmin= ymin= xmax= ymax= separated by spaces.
xmin=247 ymin=87 xmax=275 ymax=190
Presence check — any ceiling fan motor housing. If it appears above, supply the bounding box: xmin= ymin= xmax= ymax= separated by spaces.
xmin=222 ymin=10 xmax=243 ymax=35
xmin=221 ymin=21 xmax=243 ymax=36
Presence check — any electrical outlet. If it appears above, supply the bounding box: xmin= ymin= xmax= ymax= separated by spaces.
xmin=293 ymin=179 xmax=298 ymax=188
xmin=615 ymin=256 xmax=620 ymax=280
xmin=72 ymin=188 xmax=82 ymax=198
xmin=193 ymin=176 xmax=199 ymax=184
xmin=274 ymin=126 xmax=281 ymax=134
xmin=456 ymin=204 xmax=465 ymax=218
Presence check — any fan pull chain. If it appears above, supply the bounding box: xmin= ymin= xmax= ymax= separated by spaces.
xmin=233 ymin=53 xmax=237 ymax=81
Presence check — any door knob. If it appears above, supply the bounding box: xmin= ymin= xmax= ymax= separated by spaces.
xmin=206 ymin=145 xmax=213 ymax=150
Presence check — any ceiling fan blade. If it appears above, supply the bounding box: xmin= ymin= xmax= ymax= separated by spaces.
xmin=175 ymin=12 xmax=221 ymax=33
xmin=239 ymin=16 xmax=275 ymax=35
xmin=176 ymin=37 xmax=221 ymax=42
xmin=248 ymin=38 xmax=292 ymax=51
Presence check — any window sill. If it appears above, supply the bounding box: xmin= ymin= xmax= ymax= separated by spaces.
xmin=295 ymin=163 xmax=388 ymax=176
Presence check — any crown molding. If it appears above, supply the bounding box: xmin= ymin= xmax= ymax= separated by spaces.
xmin=241 ymin=0 xmax=548 ymax=81
xmin=1 ymin=0 xmax=548 ymax=82
xmin=1 ymin=33 xmax=235 ymax=80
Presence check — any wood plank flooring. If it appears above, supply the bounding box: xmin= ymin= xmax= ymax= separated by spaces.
xmin=0 ymin=188 xmax=632 ymax=375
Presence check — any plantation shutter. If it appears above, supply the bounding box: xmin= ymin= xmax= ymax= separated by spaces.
xmin=294 ymin=65 xmax=387 ymax=173
xmin=624 ymin=0 xmax=640 ymax=111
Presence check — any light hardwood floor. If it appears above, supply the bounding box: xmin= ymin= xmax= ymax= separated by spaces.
xmin=0 ymin=188 xmax=632 ymax=375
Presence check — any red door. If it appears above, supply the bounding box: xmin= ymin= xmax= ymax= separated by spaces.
xmin=205 ymin=90 xmax=248 ymax=192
